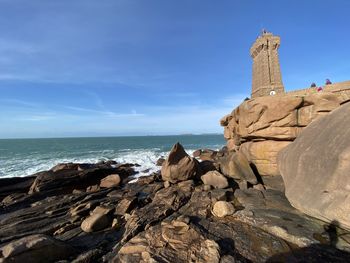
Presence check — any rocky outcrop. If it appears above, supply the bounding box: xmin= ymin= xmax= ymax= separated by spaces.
xmin=221 ymin=92 xmax=350 ymax=178
xmin=161 ymin=142 xmax=201 ymax=183
xmin=1 ymin=142 xmax=350 ymax=262
xmin=0 ymin=234 xmax=76 ymax=263
xmin=29 ymin=163 xmax=135 ymax=195
xmin=278 ymin=103 xmax=350 ymax=230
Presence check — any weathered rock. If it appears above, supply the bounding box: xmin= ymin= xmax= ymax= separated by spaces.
xmin=233 ymin=189 xmax=339 ymax=247
xmin=161 ymin=142 xmax=201 ymax=183
xmin=261 ymin=175 xmax=285 ymax=192
xmin=116 ymin=219 xmax=220 ymax=263
xmin=198 ymin=149 xmax=217 ymax=161
xmin=212 ymin=201 xmax=235 ymax=217
xmin=218 ymin=151 xmax=257 ymax=184
xmin=0 ymin=176 xmax=35 ymax=201
xmin=201 ymin=170 xmax=228 ymax=189
xmin=121 ymin=183 xmax=192 ymax=244
xmin=0 ymin=234 xmax=76 ymax=263
xmin=220 ymin=92 xmax=349 ymax=177
xmin=240 ymin=140 xmax=291 ymax=176
xmin=156 ymin=157 xmax=165 ymax=166
xmin=278 ymin=102 xmax=350 ymax=230
xmin=81 ymin=213 xmax=111 ymax=233
xmin=99 ymin=174 xmax=121 ymax=188
xmin=115 ymin=197 xmax=137 ymax=215
xmin=29 ymin=165 xmax=132 ymax=195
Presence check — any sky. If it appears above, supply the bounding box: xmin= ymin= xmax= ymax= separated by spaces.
xmin=0 ymin=0 xmax=349 ymax=138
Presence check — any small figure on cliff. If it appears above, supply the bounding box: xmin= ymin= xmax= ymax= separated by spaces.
xmin=325 ymin=79 xmax=332 ymax=85
xmin=310 ymin=82 xmax=317 ymax=88
xmin=317 ymin=87 xmax=323 ymax=92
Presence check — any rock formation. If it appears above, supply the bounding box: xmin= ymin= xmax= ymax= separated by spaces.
xmin=1 ymin=143 xmax=350 ymax=262
xmin=161 ymin=142 xmax=201 ymax=183
xmin=220 ymin=91 xmax=350 ymax=179
xmin=278 ymin=102 xmax=350 ymax=230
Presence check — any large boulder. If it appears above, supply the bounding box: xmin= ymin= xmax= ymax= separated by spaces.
xmin=218 ymin=151 xmax=257 ymax=184
xmin=201 ymin=171 xmax=228 ymax=189
xmin=0 ymin=234 xmax=76 ymax=263
xmin=278 ymin=102 xmax=350 ymax=230
xmin=161 ymin=142 xmax=201 ymax=183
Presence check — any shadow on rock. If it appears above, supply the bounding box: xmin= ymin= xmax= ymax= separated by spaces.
xmin=267 ymin=221 xmax=350 ymax=263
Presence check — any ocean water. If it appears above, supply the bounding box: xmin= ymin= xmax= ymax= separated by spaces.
xmin=0 ymin=135 xmax=225 ymax=178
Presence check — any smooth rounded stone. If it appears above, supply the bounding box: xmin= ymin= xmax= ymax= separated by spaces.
xmin=212 ymin=201 xmax=235 ymax=217
xmin=278 ymin=102 xmax=350 ymax=230
xmin=161 ymin=142 xmax=201 ymax=183
xmin=99 ymin=174 xmax=121 ymax=188
xmin=0 ymin=234 xmax=76 ymax=263
xmin=201 ymin=170 xmax=228 ymax=189
xmin=81 ymin=213 xmax=111 ymax=233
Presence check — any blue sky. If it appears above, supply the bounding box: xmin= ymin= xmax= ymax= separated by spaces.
xmin=0 ymin=0 xmax=349 ymax=138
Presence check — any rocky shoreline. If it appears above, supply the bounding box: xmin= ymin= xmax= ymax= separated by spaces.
xmin=1 ymin=136 xmax=350 ymax=262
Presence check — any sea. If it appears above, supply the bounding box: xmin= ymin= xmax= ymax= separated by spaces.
xmin=0 ymin=135 xmax=225 ymax=179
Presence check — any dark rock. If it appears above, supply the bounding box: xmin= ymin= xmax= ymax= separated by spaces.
xmin=0 ymin=176 xmax=35 ymax=201
xmin=218 ymin=151 xmax=257 ymax=184
xmin=198 ymin=160 xmax=219 ymax=174
xmin=156 ymin=157 xmax=165 ymax=166
xmin=192 ymin=149 xmax=202 ymax=158
xmin=29 ymin=165 xmax=133 ymax=195
xmin=0 ymin=234 xmax=77 ymax=263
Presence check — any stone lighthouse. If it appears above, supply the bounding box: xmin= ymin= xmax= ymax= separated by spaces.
xmin=250 ymin=30 xmax=285 ymax=98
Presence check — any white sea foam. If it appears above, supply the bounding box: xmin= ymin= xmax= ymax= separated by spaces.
xmin=0 ymin=149 xmax=197 ymax=178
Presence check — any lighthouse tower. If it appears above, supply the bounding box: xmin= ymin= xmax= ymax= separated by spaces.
xmin=250 ymin=31 xmax=285 ymax=98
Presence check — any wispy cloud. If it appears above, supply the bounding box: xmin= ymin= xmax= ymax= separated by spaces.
xmin=18 ymin=115 xmax=55 ymax=122
xmin=0 ymin=98 xmax=39 ymax=108
xmin=63 ymin=105 xmax=144 ymax=118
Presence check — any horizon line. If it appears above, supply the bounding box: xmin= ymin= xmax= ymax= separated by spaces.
xmin=0 ymin=133 xmax=224 ymax=140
